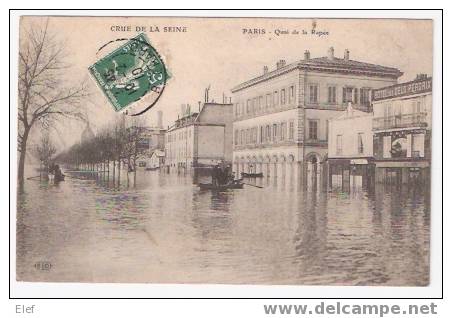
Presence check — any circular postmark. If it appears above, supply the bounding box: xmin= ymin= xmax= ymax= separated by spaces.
xmin=89 ymin=34 xmax=169 ymax=116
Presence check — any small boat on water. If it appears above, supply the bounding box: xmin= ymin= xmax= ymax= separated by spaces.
xmin=241 ymin=172 xmax=264 ymax=178
xmin=145 ymin=167 xmax=159 ymax=171
xmin=55 ymin=174 xmax=65 ymax=182
xmin=198 ymin=180 xmax=244 ymax=190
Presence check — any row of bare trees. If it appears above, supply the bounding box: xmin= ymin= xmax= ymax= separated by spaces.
xmin=56 ymin=117 xmax=148 ymax=186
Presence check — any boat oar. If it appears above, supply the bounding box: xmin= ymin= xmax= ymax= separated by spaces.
xmin=243 ymin=183 xmax=264 ymax=189
xmin=26 ymin=175 xmax=41 ymax=180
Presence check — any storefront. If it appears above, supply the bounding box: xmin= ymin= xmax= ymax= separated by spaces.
xmin=373 ymin=129 xmax=430 ymax=185
xmin=328 ymin=158 xmax=374 ymax=191
xmin=374 ymin=160 xmax=430 ymax=185
xmin=372 ymin=76 xmax=432 ymax=185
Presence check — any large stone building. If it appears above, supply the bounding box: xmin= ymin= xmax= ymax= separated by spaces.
xmin=231 ymin=47 xmax=402 ymax=188
xmin=164 ymin=102 xmax=233 ymax=173
xmin=372 ymin=75 xmax=432 ymax=184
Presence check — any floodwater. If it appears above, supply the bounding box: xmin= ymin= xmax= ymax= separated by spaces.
xmin=16 ymin=169 xmax=430 ymax=286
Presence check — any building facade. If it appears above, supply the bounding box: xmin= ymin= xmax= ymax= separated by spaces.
xmin=327 ymin=104 xmax=374 ymax=191
xmin=164 ymin=102 xmax=233 ymax=173
xmin=231 ymin=47 xmax=402 ymax=188
xmin=372 ymin=76 xmax=432 ymax=184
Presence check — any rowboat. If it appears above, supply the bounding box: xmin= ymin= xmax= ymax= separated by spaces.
xmin=241 ymin=172 xmax=264 ymax=178
xmin=198 ymin=181 xmax=244 ymax=190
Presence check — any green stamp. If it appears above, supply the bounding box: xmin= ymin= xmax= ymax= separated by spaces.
xmin=89 ymin=33 xmax=169 ymax=114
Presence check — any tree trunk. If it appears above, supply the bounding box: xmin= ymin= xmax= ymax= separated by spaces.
xmin=133 ymin=155 xmax=137 ymax=187
xmin=18 ymin=128 xmax=30 ymax=188
xmin=112 ymin=159 xmax=115 ymax=184
xmin=126 ymin=158 xmax=130 ymax=188
xmin=117 ymin=159 xmax=121 ymax=187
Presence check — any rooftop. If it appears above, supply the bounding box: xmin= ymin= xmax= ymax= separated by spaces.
xmin=232 ymin=48 xmax=403 ymax=92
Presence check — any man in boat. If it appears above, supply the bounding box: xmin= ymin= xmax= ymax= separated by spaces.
xmin=212 ymin=164 xmax=220 ymax=186
xmin=223 ymin=164 xmax=233 ymax=185
xmin=54 ymin=164 xmax=65 ymax=183
xmin=225 ymin=165 xmax=235 ymax=184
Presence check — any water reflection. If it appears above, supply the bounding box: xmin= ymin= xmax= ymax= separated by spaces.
xmin=16 ymin=171 xmax=430 ymax=285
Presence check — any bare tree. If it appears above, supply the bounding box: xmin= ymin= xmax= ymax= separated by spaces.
xmin=18 ymin=19 xmax=86 ymax=187
xmin=123 ymin=116 xmax=148 ymax=186
xmin=32 ymin=131 xmax=57 ymax=179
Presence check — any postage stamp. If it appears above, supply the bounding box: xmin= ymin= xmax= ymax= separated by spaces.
xmin=88 ymin=33 xmax=169 ymax=114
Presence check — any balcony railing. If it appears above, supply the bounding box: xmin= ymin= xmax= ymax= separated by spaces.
xmin=373 ymin=113 xmax=428 ymax=130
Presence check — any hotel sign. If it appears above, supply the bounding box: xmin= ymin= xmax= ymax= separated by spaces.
xmin=373 ymin=78 xmax=432 ymax=101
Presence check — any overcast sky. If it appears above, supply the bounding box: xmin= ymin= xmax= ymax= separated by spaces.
xmin=20 ymin=16 xmax=433 ymax=151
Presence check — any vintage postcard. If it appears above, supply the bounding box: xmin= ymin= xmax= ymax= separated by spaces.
xmin=16 ymin=16 xmax=433 ymax=286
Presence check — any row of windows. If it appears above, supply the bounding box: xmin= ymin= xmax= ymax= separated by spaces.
xmin=380 ymin=96 xmax=426 ymax=118
xmin=166 ymin=129 xmax=192 ymax=143
xmin=166 ymin=146 xmax=192 ymax=159
xmin=235 ymin=85 xmax=371 ymax=118
xmin=235 ymin=85 xmax=296 ymax=117
xmin=235 ymin=119 xmax=325 ymax=146
xmin=308 ymin=85 xmax=371 ymax=106
xmin=234 ymin=120 xmax=295 ymax=146
xmin=335 ymin=133 xmax=364 ymax=155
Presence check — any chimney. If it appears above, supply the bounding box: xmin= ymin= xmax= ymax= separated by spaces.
xmin=263 ymin=65 xmax=268 ymax=74
xmin=415 ymin=73 xmax=428 ymax=81
xmin=157 ymin=111 xmax=163 ymax=128
xmin=180 ymin=104 xmax=186 ymax=117
xmin=304 ymin=50 xmax=310 ymax=60
xmin=328 ymin=47 xmax=334 ymax=60
xmin=276 ymin=59 xmax=286 ymax=69
xmin=344 ymin=49 xmax=350 ymax=61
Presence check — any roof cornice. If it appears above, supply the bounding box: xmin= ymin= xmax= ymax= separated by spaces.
xmin=231 ymin=59 xmax=403 ymax=93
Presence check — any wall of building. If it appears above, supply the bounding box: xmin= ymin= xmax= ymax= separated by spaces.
xmin=197 ymin=125 xmax=226 ymax=165
xmin=304 ymin=108 xmax=343 ymax=144
xmin=147 ymin=130 xmax=165 ymax=150
xmin=164 ymin=103 xmax=233 ymax=172
xmin=328 ymin=110 xmax=373 ymax=159
xmin=303 ymin=71 xmax=397 ymax=108
xmin=198 ymin=103 xmax=234 ymax=163
xmin=373 ymin=93 xmax=432 ymax=130
xmin=233 ymin=108 xmax=299 ymax=147
xmin=165 ymin=124 xmax=195 ymax=169
xmin=233 ymin=68 xmax=300 ymax=122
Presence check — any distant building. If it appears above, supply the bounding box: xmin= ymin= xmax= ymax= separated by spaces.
xmin=81 ymin=121 xmax=95 ymax=143
xmin=164 ymin=102 xmax=233 ymax=173
xmin=231 ymin=47 xmax=402 ymax=188
xmin=372 ymin=75 xmax=432 ymax=184
xmin=135 ymin=111 xmax=166 ymax=169
xmin=149 ymin=150 xmax=165 ymax=170
xmin=327 ymin=104 xmax=374 ymax=191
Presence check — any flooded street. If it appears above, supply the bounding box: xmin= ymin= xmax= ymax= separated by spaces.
xmin=16 ymin=170 xmax=430 ymax=286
